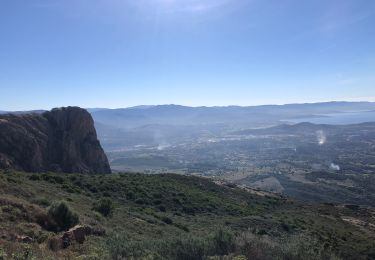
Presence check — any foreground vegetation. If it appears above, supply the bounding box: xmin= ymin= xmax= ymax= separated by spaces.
xmin=0 ymin=170 xmax=374 ymax=259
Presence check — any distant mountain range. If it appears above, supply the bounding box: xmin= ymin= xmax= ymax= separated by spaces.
xmin=2 ymin=102 xmax=375 ymax=125
xmin=2 ymin=102 xmax=375 ymax=152
xmin=232 ymin=121 xmax=375 ymax=136
xmin=89 ymin=101 xmax=375 ymax=129
xmin=0 ymin=110 xmax=46 ymax=115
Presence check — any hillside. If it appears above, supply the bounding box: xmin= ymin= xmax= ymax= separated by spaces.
xmin=1 ymin=170 xmax=374 ymax=259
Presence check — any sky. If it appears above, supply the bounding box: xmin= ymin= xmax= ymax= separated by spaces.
xmin=0 ymin=0 xmax=375 ymax=110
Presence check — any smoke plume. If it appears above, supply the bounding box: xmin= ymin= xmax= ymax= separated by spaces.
xmin=316 ymin=130 xmax=326 ymax=145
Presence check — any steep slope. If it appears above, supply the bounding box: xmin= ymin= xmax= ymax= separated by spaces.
xmin=0 ymin=170 xmax=374 ymax=259
xmin=0 ymin=107 xmax=111 ymax=174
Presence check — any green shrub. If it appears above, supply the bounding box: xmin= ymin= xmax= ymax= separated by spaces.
xmin=42 ymin=174 xmax=65 ymax=184
xmin=232 ymin=231 xmax=341 ymax=260
xmin=234 ymin=231 xmax=280 ymax=259
xmin=47 ymin=201 xmax=79 ymax=231
xmin=31 ymin=197 xmax=51 ymax=207
xmin=92 ymin=198 xmax=114 ymax=217
xmin=280 ymin=234 xmax=340 ymax=260
xmin=107 ymin=234 xmax=206 ymax=260
xmin=166 ymin=237 xmax=209 ymax=260
xmin=62 ymin=184 xmax=77 ymax=193
xmin=135 ymin=198 xmax=144 ymax=205
xmin=10 ymin=245 xmax=35 ymax=260
xmin=107 ymin=230 xmax=229 ymax=260
xmin=174 ymin=223 xmax=190 ymax=232
xmin=0 ymin=248 xmax=7 ymax=260
xmin=106 ymin=228 xmax=341 ymax=260
xmin=161 ymin=216 xmax=173 ymax=225
xmin=29 ymin=174 xmax=40 ymax=181
xmin=107 ymin=235 xmax=149 ymax=259
xmin=211 ymin=228 xmax=235 ymax=255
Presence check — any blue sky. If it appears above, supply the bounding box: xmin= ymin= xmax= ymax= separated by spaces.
xmin=0 ymin=0 xmax=374 ymax=110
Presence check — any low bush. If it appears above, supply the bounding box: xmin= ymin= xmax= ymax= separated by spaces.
xmin=107 ymin=229 xmax=340 ymax=260
xmin=92 ymin=198 xmax=114 ymax=217
xmin=47 ymin=201 xmax=79 ymax=231
xmin=31 ymin=197 xmax=51 ymax=207
xmin=0 ymin=248 xmax=7 ymax=260
xmin=28 ymin=174 xmax=40 ymax=181
xmin=211 ymin=228 xmax=235 ymax=255
xmin=161 ymin=216 xmax=173 ymax=225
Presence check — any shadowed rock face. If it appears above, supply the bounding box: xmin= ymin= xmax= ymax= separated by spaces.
xmin=0 ymin=107 xmax=111 ymax=174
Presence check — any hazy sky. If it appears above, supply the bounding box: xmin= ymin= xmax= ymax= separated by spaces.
xmin=1 ymin=0 xmax=375 ymax=110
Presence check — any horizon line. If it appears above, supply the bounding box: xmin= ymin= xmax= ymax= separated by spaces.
xmin=1 ymin=100 xmax=375 ymax=112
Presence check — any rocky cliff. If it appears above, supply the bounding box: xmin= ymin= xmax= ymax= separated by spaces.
xmin=0 ymin=107 xmax=111 ymax=174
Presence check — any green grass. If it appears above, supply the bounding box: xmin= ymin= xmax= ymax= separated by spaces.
xmin=0 ymin=170 xmax=374 ymax=259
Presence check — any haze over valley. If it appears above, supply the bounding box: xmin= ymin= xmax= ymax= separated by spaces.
xmin=86 ymin=101 xmax=375 ymax=207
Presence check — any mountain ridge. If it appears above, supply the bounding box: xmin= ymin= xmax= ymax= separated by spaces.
xmin=89 ymin=101 xmax=375 ymax=129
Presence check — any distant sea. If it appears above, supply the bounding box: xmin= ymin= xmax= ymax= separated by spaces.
xmin=287 ymin=110 xmax=375 ymax=125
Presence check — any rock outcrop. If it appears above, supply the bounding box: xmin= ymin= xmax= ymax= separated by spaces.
xmin=0 ymin=107 xmax=111 ymax=174
xmin=48 ymin=225 xmax=106 ymax=250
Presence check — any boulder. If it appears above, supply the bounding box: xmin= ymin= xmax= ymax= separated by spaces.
xmin=60 ymin=225 xmax=101 ymax=249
